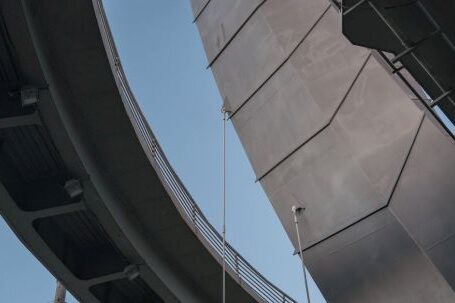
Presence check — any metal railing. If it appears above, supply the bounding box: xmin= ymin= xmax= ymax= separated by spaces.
xmin=94 ymin=1 xmax=297 ymax=302
xmin=340 ymin=0 xmax=455 ymax=138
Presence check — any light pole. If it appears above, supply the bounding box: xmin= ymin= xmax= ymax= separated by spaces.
xmin=54 ymin=280 xmax=66 ymax=303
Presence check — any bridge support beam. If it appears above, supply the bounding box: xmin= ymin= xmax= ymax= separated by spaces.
xmin=0 ymin=111 xmax=41 ymax=129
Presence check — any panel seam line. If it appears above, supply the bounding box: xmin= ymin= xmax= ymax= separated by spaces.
xmin=256 ymin=52 xmax=372 ymax=182
xmin=206 ymin=0 xmax=268 ymax=69
xmin=301 ymin=114 xmax=425 ymax=252
xmin=228 ymin=4 xmax=332 ymax=120
xmin=192 ymin=0 xmax=211 ymax=23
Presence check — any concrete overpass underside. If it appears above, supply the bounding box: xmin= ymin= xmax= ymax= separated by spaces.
xmin=192 ymin=0 xmax=455 ymax=302
xmin=0 ymin=1 xmax=295 ymax=302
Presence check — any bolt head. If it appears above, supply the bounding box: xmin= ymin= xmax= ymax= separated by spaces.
xmin=292 ymin=205 xmax=305 ymax=214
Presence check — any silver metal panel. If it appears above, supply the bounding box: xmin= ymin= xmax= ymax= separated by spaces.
xmin=330 ymin=58 xmax=423 ymax=204
xmin=261 ymin=56 xmax=422 ymax=247
xmin=210 ymin=11 xmax=284 ymax=112
xmin=390 ymin=117 xmax=455 ymax=286
xmin=303 ymin=209 xmax=455 ymax=303
xmin=390 ymin=117 xmax=455 ymax=249
xmin=231 ymin=8 xmax=369 ymax=177
xmin=195 ymin=0 xmax=262 ymax=63
xmin=259 ymin=0 xmax=329 ymax=55
xmin=210 ymin=0 xmax=329 ymax=112
xmin=427 ymin=234 xmax=455 ymax=289
xmin=190 ymin=0 xmax=209 ymax=18
xmin=194 ymin=0 xmax=455 ymax=300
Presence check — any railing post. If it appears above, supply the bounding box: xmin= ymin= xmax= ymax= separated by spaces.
xmin=235 ymin=254 xmax=240 ymax=281
xmin=92 ymin=1 xmax=299 ymax=302
xmin=151 ymin=138 xmax=157 ymax=158
xmin=191 ymin=203 xmax=197 ymax=230
xmin=114 ymin=55 xmax=120 ymax=67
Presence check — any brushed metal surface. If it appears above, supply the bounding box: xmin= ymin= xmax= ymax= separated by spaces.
xmin=192 ymin=0 xmax=455 ymax=301
xmin=190 ymin=0 xmax=209 ymax=18
xmin=303 ymin=209 xmax=455 ymax=303
xmin=195 ymin=0 xmax=263 ymax=63
xmin=261 ymin=55 xmax=422 ymax=247
xmin=390 ymin=117 xmax=455 ymax=249
xmin=231 ymin=8 xmax=369 ymax=177
xmin=259 ymin=0 xmax=329 ymax=55
xmin=209 ymin=0 xmax=329 ymax=112
xmin=428 ymin=234 xmax=455 ymax=289
xmin=390 ymin=117 xmax=455 ymax=287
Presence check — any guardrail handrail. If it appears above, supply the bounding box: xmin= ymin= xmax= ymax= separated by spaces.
xmin=94 ymin=1 xmax=298 ymax=302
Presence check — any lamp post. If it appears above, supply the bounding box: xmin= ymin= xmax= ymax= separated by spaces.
xmin=54 ymin=280 xmax=66 ymax=303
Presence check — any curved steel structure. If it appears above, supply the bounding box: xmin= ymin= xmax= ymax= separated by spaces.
xmin=192 ymin=0 xmax=455 ymax=302
xmin=0 ymin=0 xmax=295 ymax=302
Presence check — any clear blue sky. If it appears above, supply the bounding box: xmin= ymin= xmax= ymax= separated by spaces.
xmin=0 ymin=1 xmax=326 ymax=302
xmin=1 ymin=1 xmax=454 ymax=303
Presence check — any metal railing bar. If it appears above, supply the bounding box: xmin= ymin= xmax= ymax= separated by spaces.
xmin=376 ymin=50 xmax=455 ymax=141
xmin=343 ymin=0 xmax=367 ymax=16
xmin=367 ymin=1 xmax=455 ymax=108
xmin=236 ymin=268 xmax=282 ymax=302
xmin=94 ymin=0 xmax=300 ymax=301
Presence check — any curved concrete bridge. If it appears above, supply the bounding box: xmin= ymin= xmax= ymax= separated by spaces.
xmin=0 ymin=0 xmax=295 ymax=302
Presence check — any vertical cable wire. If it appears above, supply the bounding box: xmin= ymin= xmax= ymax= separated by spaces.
xmin=292 ymin=206 xmax=311 ymax=303
xmin=222 ymin=106 xmax=228 ymax=303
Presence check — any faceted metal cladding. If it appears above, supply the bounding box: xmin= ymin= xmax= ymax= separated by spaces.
xmin=192 ymin=0 xmax=455 ymax=301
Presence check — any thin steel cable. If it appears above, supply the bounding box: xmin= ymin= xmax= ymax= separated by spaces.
xmin=222 ymin=106 xmax=229 ymax=303
xmin=293 ymin=207 xmax=311 ymax=303
xmin=92 ymin=2 xmax=298 ymax=300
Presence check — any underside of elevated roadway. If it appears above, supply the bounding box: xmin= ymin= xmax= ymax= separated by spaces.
xmin=192 ymin=0 xmax=455 ymax=302
xmin=0 ymin=1 xmax=295 ymax=302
